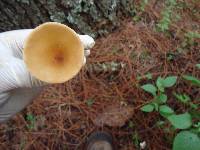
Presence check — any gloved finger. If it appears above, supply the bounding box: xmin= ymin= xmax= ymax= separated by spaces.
xmin=0 ymin=29 xmax=33 ymax=59
xmin=0 ymin=57 xmax=45 ymax=93
xmin=78 ymin=35 xmax=95 ymax=50
xmin=84 ymin=49 xmax=91 ymax=57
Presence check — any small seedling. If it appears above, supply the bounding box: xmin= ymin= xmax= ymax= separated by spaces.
xmin=19 ymin=138 xmax=26 ymax=150
xmin=174 ymin=93 xmax=198 ymax=109
xmin=136 ymin=73 xmax=152 ymax=81
xmin=183 ymin=75 xmax=200 ymax=87
xmin=132 ymin=0 xmax=149 ymax=22
xmin=184 ymin=31 xmax=200 ymax=46
xmin=156 ymin=0 xmax=177 ymax=32
xmin=167 ymin=53 xmax=174 ymax=61
xmin=86 ymin=99 xmax=94 ymax=107
xmin=156 ymin=120 xmax=165 ymax=127
xmin=146 ymin=73 xmax=152 ymax=80
xmin=128 ymin=121 xmax=134 ymax=129
xmin=196 ymin=64 xmax=200 ymax=69
xmin=26 ymin=113 xmax=36 ymax=130
xmin=179 ymin=31 xmax=200 ymax=51
xmin=141 ymin=76 xmax=177 ymax=114
xmin=173 ymin=92 xmax=190 ymax=103
xmin=132 ymin=131 xmax=140 ymax=149
xmin=140 ymin=0 xmax=148 ymax=12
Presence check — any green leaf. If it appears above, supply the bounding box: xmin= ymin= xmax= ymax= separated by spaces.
xmin=128 ymin=121 xmax=134 ymax=128
xmin=156 ymin=76 xmax=177 ymax=91
xmin=156 ymin=77 xmax=165 ymax=92
xmin=185 ymin=31 xmax=200 ymax=39
xmin=26 ymin=114 xmax=35 ymax=122
xmin=195 ymin=123 xmax=200 ymax=132
xmin=189 ymin=102 xmax=198 ymax=110
xmin=190 ymin=128 xmax=200 ymax=134
xmin=86 ymin=99 xmax=94 ymax=107
xmin=145 ymin=73 xmax=152 ymax=80
xmin=173 ymin=92 xmax=191 ymax=103
xmin=190 ymin=110 xmax=200 ymax=119
xmin=167 ymin=112 xmax=192 ymax=129
xmin=25 ymin=114 xmax=36 ymax=130
xmin=133 ymin=16 xmax=141 ymax=22
xmin=156 ymin=93 xmax=168 ymax=104
xmin=167 ymin=53 xmax=174 ymax=61
xmin=183 ymin=75 xmax=200 ymax=87
xmin=137 ymin=73 xmax=153 ymax=80
xmin=132 ymin=131 xmax=140 ymax=149
xmin=196 ymin=64 xmax=200 ymax=69
xmin=141 ymin=104 xmax=154 ymax=112
xmin=141 ymin=84 xmax=157 ymax=96
xmin=136 ymin=75 xmax=142 ymax=81
xmin=173 ymin=131 xmax=200 ymax=150
xmin=156 ymin=120 xmax=165 ymax=127
xmin=159 ymin=105 xmax=174 ymax=117
xmin=163 ymin=76 xmax=177 ymax=87
xmin=194 ymin=122 xmax=200 ymax=128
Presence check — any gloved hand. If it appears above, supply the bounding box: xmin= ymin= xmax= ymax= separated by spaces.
xmin=0 ymin=29 xmax=95 ymax=122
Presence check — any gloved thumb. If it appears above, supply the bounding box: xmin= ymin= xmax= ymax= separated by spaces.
xmin=0 ymin=57 xmax=45 ymax=93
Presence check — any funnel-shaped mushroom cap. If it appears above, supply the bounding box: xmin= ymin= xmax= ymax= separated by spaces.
xmin=23 ymin=22 xmax=84 ymax=83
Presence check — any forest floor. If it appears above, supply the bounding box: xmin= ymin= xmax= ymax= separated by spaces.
xmin=0 ymin=0 xmax=200 ymax=150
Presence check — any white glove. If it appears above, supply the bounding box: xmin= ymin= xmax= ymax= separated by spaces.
xmin=0 ymin=29 xmax=95 ymax=122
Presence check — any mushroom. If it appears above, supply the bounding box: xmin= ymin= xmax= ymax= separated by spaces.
xmin=23 ymin=22 xmax=84 ymax=83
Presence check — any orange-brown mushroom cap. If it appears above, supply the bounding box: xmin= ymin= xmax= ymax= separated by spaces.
xmin=23 ymin=22 xmax=84 ymax=83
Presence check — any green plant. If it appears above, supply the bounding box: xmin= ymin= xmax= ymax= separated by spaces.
xmin=141 ymin=76 xmax=177 ymax=113
xmin=156 ymin=0 xmax=177 ymax=32
xmin=173 ymin=131 xmax=200 ymax=150
xmin=184 ymin=31 xmax=200 ymax=45
xmin=183 ymin=75 xmax=200 ymax=87
xmin=140 ymin=0 xmax=148 ymax=12
xmin=196 ymin=64 xmax=200 ymax=69
xmin=167 ymin=53 xmax=175 ymax=61
xmin=86 ymin=99 xmax=95 ymax=107
xmin=182 ymin=65 xmax=200 ymax=88
xmin=167 ymin=112 xmax=192 ymax=129
xmin=136 ymin=73 xmax=152 ymax=81
xmin=179 ymin=31 xmax=200 ymax=51
xmin=19 ymin=138 xmax=26 ymax=150
xmin=19 ymin=137 xmax=27 ymax=150
xmin=172 ymin=72 xmax=200 ymax=149
xmin=132 ymin=0 xmax=149 ymax=22
xmin=26 ymin=113 xmax=36 ymax=130
xmin=174 ymin=93 xmax=190 ymax=103
xmin=140 ymin=72 xmax=200 ymax=150
xmin=132 ymin=131 xmax=140 ymax=149
xmin=174 ymin=92 xmax=198 ymax=109
xmin=128 ymin=121 xmax=134 ymax=129
xmin=193 ymin=122 xmax=200 ymax=133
